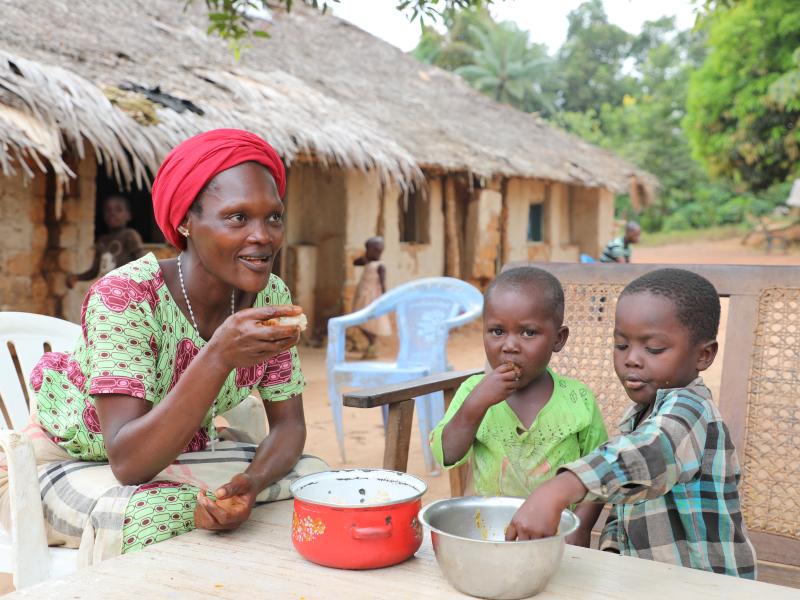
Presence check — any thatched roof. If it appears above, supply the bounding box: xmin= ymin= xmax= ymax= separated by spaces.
xmin=0 ymin=0 xmax=657 ymax=201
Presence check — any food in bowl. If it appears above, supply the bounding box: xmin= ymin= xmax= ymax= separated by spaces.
xmin=419 ymin=496 xmax=579 ymax=599
xmin=290 ymin=469 xmax=427 ymax=570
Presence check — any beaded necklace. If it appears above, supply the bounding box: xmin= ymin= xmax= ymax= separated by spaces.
xmin=177 ymin=253 xmax=235 ymax=451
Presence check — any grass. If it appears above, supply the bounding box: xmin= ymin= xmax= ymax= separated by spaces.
xmin=638 ymin=224 xmax=748 ymax=247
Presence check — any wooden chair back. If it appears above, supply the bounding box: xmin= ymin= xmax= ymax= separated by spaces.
xmin=344 ymin=262 xmax=800 ymax=585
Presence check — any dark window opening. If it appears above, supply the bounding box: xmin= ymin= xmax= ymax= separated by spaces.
xmin=527 ymin=203 xmax=543 ymax=242
xmin=398 ymin=184 xmax=430 ymax=244
xmin=95 ymin=167 xmax=163 ymax=244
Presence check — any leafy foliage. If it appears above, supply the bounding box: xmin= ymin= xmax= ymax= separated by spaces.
xmin=192 ymin=0 xmax=496 ymax=57
xmin=555 ymin=0 xmax=636 ymax=113
xmin=414 ymin=0 xmax=796 ymax=233
xmin=685 ymin=0 xmax=800 ymax=191
xmin=414 ymin=6 xmax=558 ymax=115
xmin=195 ymin=0 xmax=800 ymax=234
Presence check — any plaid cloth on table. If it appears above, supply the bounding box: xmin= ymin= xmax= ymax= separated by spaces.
xmin=563 ymin=377 xmax=757 ymax=578
xmin=0 ymin=421 xmax=326 ymax=567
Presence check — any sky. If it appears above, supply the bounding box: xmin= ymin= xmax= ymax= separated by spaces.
xmin=331 ymin=0 xmax=698 ymax=54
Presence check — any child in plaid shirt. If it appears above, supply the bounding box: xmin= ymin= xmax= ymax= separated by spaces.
xmin=505 ymin=268 xmax=757 ymax=578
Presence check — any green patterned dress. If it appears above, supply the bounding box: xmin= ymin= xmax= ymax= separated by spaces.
xmin=30 ymin=253 xmax=305 ymax=553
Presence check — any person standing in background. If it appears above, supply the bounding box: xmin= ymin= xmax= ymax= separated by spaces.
xmin=352 ymin=236 xmax=391 ymax=359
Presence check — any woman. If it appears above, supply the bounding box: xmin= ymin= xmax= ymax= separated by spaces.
xmin=5 ymin=129 xmax=325 ymax=564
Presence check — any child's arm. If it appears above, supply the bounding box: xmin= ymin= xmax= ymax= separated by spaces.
xmin=440 ymin=363 xmax=520 ymax=466
xmin=67 ymin=246 xmax=102 ymax=288
xmin=429 ymin=364 xmax=519 ymax=468
xmin=506 ymin=391 xmax=712 ymax=540
xmin=125 ymin=229 xmax=146 ymax=261
xmin=352 ymin=255 xmax=366 ymax=266
xmin=567 ymin=502 xmax=603 ymax=548
xmin=377 ymin=264 xmax=387 ymax=294
xmin=505 ymin=470 xmax=587 ymax=540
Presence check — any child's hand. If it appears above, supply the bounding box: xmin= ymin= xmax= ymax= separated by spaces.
xmin=505 ymin=488 xmax=563 ymax=541
xmin=194 ymin=473 xmax=256 ymax=531
xmin=505 ymin=471 xmax=587 ymax=541
xmin=470 ymin=362 xmax=521 ymax=408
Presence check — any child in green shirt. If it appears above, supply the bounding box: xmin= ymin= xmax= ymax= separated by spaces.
xmin=429 ymin=266 xmax=608 ymax=546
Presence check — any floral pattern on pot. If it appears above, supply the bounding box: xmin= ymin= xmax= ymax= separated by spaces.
xmin=292 ymin=512 xmax=326 ymax=543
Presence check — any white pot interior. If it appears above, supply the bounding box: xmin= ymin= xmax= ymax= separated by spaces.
xmin=292 ymin=469 xmax=427 ymax=508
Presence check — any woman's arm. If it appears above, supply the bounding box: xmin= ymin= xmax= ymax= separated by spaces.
xmin=192 ymin=393 xmax=306 ymax=532
xmin=95 ymin=306 xmax=303 ymax=485
xmin=244 ymin=394 xmax=306 ymax=492
xmin=95 ymin=345 xmax=238 ymax=485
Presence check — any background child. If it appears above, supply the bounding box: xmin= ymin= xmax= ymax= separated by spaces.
xmin=351 ymin=236 xmax=391 ymax=359
xmin=429 ymin=266 xmax=608 ymax=547
xmin=67 ymin=194 xmax=145 ymax=288
xmin=505 ymin=268 xmax=757 ymax=578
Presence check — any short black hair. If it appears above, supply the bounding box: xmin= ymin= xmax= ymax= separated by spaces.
xmin=485 ymin=266 xmax=565 ymax=326
xmin=620 ymin=268 xmax=720 ymax=344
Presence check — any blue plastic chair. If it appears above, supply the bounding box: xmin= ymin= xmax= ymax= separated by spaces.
xmin=326 ymin=277 xmax=483 ymax=472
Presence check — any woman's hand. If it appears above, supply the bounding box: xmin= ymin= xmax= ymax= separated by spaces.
xmin=207 ymin=305 xmax=303 ymax=370
xmin=194 ymin=473 xmax=256 ymax=531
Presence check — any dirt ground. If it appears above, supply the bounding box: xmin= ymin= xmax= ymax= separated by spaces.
xmin=301 ymin=237 xmax=800 ymax=504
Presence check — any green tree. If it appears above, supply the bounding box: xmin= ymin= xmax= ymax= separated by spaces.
xmin=685 ymin=0 xmax=800 ymax=190
xmin=193 ymin=0 xmax=498 ymax=53
xmin=413 ymin=7 xmax=558 ymax=115
xmin=558 ymin=17 xmax=723 ymax=231
xmin=454 ymin=23 xmax=555 ymax=113
xmin=412 ymin=5 xmax=494 ymax=71
xmin=555 ymin=0 xmax=636 ymax=112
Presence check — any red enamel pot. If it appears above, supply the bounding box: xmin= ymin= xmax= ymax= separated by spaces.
xmin=289 ymin=469 xmax=427 ymax=570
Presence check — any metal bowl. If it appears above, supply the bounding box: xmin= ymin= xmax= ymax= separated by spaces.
xmin=419 ymin=496 xmax=579 ymax=599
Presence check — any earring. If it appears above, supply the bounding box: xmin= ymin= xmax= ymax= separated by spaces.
xmin=178 ymin=226 xmax=190 ymax=238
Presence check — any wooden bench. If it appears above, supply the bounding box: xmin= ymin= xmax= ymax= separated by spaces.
xmin=343 ymin=262 xmax=800 ymax=587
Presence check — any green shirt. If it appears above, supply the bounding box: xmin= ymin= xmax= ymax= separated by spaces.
xmin=430 ymin=369 xmax=608 ymax=497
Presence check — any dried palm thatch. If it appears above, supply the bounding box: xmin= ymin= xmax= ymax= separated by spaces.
xmin=0 ymin=0 xmax=657 ymax=202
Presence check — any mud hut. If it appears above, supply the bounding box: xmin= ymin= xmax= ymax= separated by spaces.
xmin=0 ymin=0 xmax=656 ymax=332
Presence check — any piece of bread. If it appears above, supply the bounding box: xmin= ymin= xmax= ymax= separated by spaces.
xmin=263 ymin=313 xmax=307 ymax=331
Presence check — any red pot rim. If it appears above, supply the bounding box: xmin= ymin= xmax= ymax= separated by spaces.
xmin=291 ymin=468 xmax=427 ymax=509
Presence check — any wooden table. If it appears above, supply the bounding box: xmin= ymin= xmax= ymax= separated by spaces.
xmin=8 ymin=500 xmax=798 ymax=599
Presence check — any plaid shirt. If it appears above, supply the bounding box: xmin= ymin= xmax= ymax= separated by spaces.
xmin=563 ymin=378 xmax=757 ymax=578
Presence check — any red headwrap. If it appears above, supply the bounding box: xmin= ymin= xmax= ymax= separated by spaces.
xmin=151 ymin=129 xmax=286 ymax=249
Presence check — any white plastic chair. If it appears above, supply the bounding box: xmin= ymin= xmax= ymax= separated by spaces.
xmin=0 ymin=312 xmax=82 ymax=588
xmin=0 ymin=312 xmax=267 ymax=589
xmin=326 ymin=277 xmax=483 ymax=472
